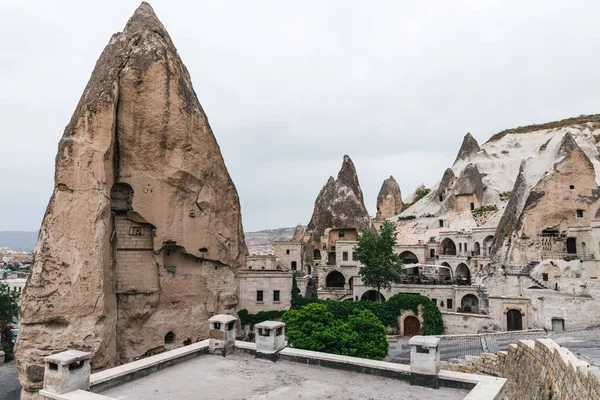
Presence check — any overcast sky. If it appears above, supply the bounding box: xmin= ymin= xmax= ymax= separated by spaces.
xmin=1 ymin=1 xmax=599 ymax=233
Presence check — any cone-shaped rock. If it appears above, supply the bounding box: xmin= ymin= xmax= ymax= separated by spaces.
xmin=453 ymin=164 xmax=484 ymax=201
xmin=376 ymin=175 xmax=403 ymax=219
xmin=453 ymin=132 xmax=480 ymax=164
xmin=292 ymin=224 xmax=305 ymax=241
xmin=304 ymin=156 xmax=372 ymax=263
xmin=16 ymin=3 xmax=245 ymax=397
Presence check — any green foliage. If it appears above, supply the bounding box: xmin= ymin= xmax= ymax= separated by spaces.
xmin=471 ymin=204 xmax=498 ymax=215
xmin=397 ymin=215 xmax=416 ymax=221
xmin=355 ymin=221 xmax=403 ymax=300
xmin=500 ymin=191 xmax=512 ymax=200
xmin=413 ymin=188 xmax=431 ymax=203
xmin=291 ymin=274 xmax=301 ymax=306
xmin=291 ymin=293 xmax=444 ymax=336
xmin=0 ymin=283 xmax=19 ymax=323
xmin=238 ymin=309 xmax=286 ymax=329
xmin=282 ymin=303 xmax=388 ymax=360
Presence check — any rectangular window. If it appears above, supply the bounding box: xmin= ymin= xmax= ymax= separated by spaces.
xmin=447 ymin=299 xmax=453 ymax=310
xmin=464 ymin=243 xmax=468 ymax=252
xmin=470 ymin=203 xmax=475 ymax=211
xmin=577 ymin=209 xmax=584 ymax=218
xmin=343 ymin=252 xmax=348 ymax=261
xmin=570 ymin=185 xmax=575 ymax=190
xmin=459 ymin=243 xmax=462 ymax=252
xmin=352 ymin=252 xmax=357 ymax=261
xmin=430 ymin=249 xmax=435 ymax=257
xmin=339 ymin=231 xmax=345 ymax=238
xmin=256 ymin=290 xmax=263 ymax=302
xmin=273 ymin=290 xmax=280 ymax=302
xmin=542 ymin=273 xmax=549 ymax=281
xmin=439 ymin=219 xmax=444 ymax=228
xmin=286 ymin=249 xmax=290 ymax=255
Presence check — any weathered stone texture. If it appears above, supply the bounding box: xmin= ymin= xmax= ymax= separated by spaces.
xmin=453 ymin=132 xmax=480 ymax=164
xmin=16 ymin=3 xmax=244 ymax=398
xmin=376 ymin=175 xmax=403 ymax=220
xmin=445 ymin=339 xmax=600 ymax=400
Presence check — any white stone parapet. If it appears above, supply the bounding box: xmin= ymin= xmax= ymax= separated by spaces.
xmin=41 ymin=350 xmax=93 ymax=396
xmin=254 ymin=321 xmax=286 ymax=355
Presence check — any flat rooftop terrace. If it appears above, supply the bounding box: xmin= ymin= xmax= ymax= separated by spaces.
xmin=100 ymin=352 xmax=469 ymax=400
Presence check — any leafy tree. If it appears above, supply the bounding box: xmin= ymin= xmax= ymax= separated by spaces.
xmin=355 ymin=221 xmax=403 ymax=302
xmin=282 ymin=303 xmax=388 ymax=360
xmin=0 ymin=283 xmax=19 ymax=362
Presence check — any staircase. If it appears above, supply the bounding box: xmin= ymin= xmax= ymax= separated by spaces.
xmin=507 ymin=260 xmax=550 ymax=289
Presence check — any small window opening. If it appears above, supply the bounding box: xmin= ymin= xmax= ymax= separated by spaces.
xmin=447 ymin=299 xmax=453 ymax=309
xmin=542 ymin=273 xmax=549 ymax=282
xmin=430 ymin=249 xmax=435 ymax=257
xmin=68 ymin=361 xmax=84 ymax=371
xmin=439 ymin=195 xmax=443 ymax=201
xmin=227 ymin=321 xmax=235 ymax=331
xmin=273 ymin=290 xmax=280 ymax=302
xmin=256 ymin=290 xmax=264 ymax=302
xmin=213 ymin=322 xmax=221 ymax=330
xmin=49 ymin=363 xmax=58 ymax=371
xmin=417 ymin=345 xmax=430 ymax=354
xmin=459 ymin=243 xmax=462 ymax=251
xmin=286 ymin=249 xmax=290 ymax=255
xmin=339 ymin=231 xmax=345 ymax=238
xmin=259 ymin=328 xmax=270 ymax=337
xmin=431 ymin=298 xmax=437 ymax=305
xmin=130 ymin=226 xmax=143 ymax=236
xmin=164 ymin=331 xmax=175 ymax=344
xmin=470 ymin=203 xmax=475 ymax=211
xmin=276 ymin=327 xmax=283 ymax=336
xmin=570 ymin=185 xmax=575 ymax=190
xmin=577 ymin=209 xmax=584 ymax=218
xmin=439 ymin=219 xmax=444 ymax=228
xmin=343 ymin=252 xmax=348 ymax=261
xmin=291 ymin=261 xmax=297 ymax=270
xmin=352 ymin=252 xmax=357 ymax=261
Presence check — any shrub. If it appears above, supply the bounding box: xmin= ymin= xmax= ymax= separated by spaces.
xmin=282 ymin=303 xmax=388 ymax=360
xmin=238 ymin=309 xmax=286 ymax=329
xmin=397 ymin=215 xmax=416 ymax=221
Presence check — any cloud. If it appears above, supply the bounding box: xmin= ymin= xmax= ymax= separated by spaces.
xmin=1 ymin=0 xmax=599 ymax=231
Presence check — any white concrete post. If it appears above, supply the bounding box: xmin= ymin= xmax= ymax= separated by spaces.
xmin=40 ymin=350 xmax=92 ymax=395
xmin=409 ymin=336 xmax=441 ymax=388
xmin=254 ymin=321 xmax=286 ymax=360
xmin=208 ymin=314 xmax=237 ymax=356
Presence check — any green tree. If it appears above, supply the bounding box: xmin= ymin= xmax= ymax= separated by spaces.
xmin=282 ymin=303 xmax=388 ymax=360
xmin=0 ymin=283 xmax=19 ymax=324
xmin=355 ymin=221 xmax=403 ymax=302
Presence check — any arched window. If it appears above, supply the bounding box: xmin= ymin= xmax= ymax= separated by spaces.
xmin=441 ymin=238 xmax=457 ymax=255
xmin=313 ymin=249 xmax=321 ymax=260
xmin=456 ymin=263 xmax=471 ymax=285
xmin=164 ymin=331 xmax=175 ymax=344
xmin=399 ymin=251 xmax=419 ymax=264
xmin=460 ymin=294 xmax=479 ymax=313
xmin=325 ymin=271 xmax=345 ymax=288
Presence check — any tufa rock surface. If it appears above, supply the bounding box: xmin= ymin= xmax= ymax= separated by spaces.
xmin=453 ymin=132 xmax=480 ymax=164
xmin=16 ymin=3 xmax=245 ymax=398
xmin=376 ymin=175 xmax=403 ymax=220
xmin=304 ymin=155 xmax=373 ymax=264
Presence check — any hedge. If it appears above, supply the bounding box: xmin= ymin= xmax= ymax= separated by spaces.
xmin=238 ymin=309 xmax=286 ymax=329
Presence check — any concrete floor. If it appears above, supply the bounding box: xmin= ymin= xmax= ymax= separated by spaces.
xmin=101 ymin=352 xmax=469 ymax=400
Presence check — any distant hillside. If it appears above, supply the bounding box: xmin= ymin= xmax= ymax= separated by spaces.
xmin=0 ymin=231 xmax=38 ymax=252
xmin=245 ymin=227 xmax=298 ymax=255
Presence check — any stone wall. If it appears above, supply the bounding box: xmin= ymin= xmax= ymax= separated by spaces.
xmin=238 ymin=270 xmax=292 ymax=314
xmin=441 ymin=312 xmax=499 ymax=334
xmin=445 ymin=339 xmax=600 ymax=399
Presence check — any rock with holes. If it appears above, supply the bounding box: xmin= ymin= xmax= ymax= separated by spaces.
xmin=16 ymin=3 xmax=245 ymax=398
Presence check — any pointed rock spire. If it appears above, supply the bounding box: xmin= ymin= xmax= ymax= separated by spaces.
xmin=16 ymin=3 xmax=245 ymax=396
xmin=453 ymin=132 xmax=480 ymax=164
xmin=453 ymin=164 xmax=484 ymax=201
xmin=376 ymin=175 xmax=404 ymax=220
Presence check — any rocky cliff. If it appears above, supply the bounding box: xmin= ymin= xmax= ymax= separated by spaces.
xmin=453 ymin=132 xmax=480 ymax=164
xmin=376 ymin=175 xmax=403 ymax=220
xmin=303 ymin=155 xmax=372 ymax=264
xmin=16 ymin=3 xmax=245 ymax=398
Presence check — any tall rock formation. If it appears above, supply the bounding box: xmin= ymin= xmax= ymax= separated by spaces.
xmin=492 ymin=133 xmax=600 ymax=264
xmin=16 ymin=3 xmax=245 ymax=398
xmin=453 ymin=132 xmax=480 ymax=164
xmin=376 ymin=176 xmax=403 ymax=220
xmin=303 ymin=155 xmax=372 ymax=264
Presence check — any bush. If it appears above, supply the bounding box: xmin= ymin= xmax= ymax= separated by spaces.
xmin=291 ymin=293 xmax=444 ymax=336
xmin=397 ymin=215 xmax=416 ymax=221
xmin=282 ymin=303 xmax=388 ymax=360
xmin=238 ymin=309 xmax=286 ymax=329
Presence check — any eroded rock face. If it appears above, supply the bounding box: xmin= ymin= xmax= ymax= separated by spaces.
xmin=453 ymin=132 xmax=480 ymax=164
xmin=376 ymin=175 xmax=403 ymax=220
xmin=303 ymin=155 xmax=372 ymax=264
xmin=492 ymin=134 xmax=600 ymax=264
xmin=16 ymin=3 xmax=244 ymax=397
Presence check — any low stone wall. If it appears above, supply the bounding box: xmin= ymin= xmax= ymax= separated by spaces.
xmin=441 ymin=311 xmax=499 ymax=334
xmin=444 ymin=339 xmax=600 ymax=399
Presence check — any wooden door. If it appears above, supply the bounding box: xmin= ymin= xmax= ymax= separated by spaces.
xmin=404 ymin=316 xmax=421 ymax=336
xmin=507 ymin=309 xmax=522 ymax=331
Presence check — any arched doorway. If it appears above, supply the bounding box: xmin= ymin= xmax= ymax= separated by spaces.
xmin=313 ymin=249 xmax=321 ymax=260
xmin=361 ymin=290 xmax=386 ymax=302
xmin=473 ymin=242 xmax=481 ymax=256
xmin=483 ymin=235 xmax=494 ymax=256
xmin=348 ymin=277 xmax=354 ymax=290
xmin=403 ymin=316 xmax=420 ymax=336
xmin=441 ymin=238 xmax=457 ymax=255
xmin=456 ymin=263 xmax=471 ymax=285
xmin=461 ymin=294 xmax=479 ymax=313
xmin=399 ymin=251 xmax=419 ymax=264
xmin=507 ymin=309 xmax=523 ymax=331
xmin=325 ymin=271 xmax=345 ymax=288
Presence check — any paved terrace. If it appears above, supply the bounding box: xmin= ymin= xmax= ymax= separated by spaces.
xmin=100 ymin=352 xmax=469 ymax=400
xmin=386 ymin=326 xmax=600 ymax=366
